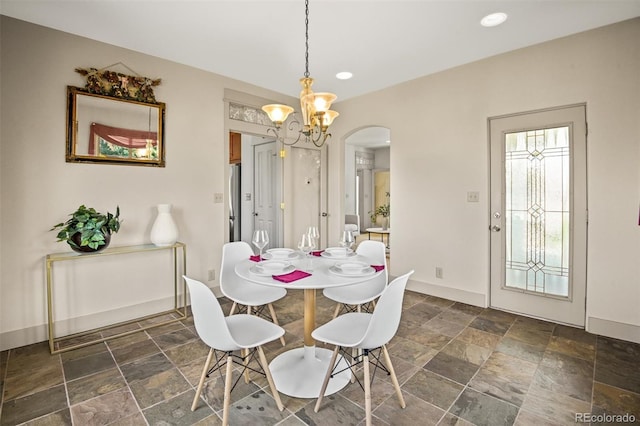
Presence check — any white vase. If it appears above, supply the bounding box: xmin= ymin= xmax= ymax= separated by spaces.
xmin=150 ymin=204 xmax=178 ymax=246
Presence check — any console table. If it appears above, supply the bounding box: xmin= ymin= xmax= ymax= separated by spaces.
xmin=45 ymin=242 xmax=187 ymax=354
xmin=366 ymin=227 xmax=391 ymax=250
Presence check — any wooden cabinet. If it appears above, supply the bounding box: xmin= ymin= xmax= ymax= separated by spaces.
xmin=229 ymin=132 xmax=241 ymax=164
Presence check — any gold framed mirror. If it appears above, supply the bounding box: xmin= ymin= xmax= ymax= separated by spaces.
xmin=66 ymin=86 xmax=166 ymax=166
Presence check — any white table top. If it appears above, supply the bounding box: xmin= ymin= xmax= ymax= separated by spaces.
xmin=235 ymin=253 xmax=382 ymax=289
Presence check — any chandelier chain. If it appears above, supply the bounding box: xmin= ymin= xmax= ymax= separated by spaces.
xmin=304 ymin=0 xmax=310 ymax=78
xmin=261 ymin=0 xmax=337 ymax=148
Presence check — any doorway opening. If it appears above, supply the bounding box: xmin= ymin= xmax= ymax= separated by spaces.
xmin=345 ymin=126 xmax=391 ymax=254
xmin=228 ymin=131 xmax=282 ymax=249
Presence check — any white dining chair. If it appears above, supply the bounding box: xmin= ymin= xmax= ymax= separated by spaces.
xmin=220 ymin=241 xmax=287 ymax=345
xmin=323 ymin=240 xmax=388 ymax=318
xmin=184 ymin=276 xmax=285 ymax=426
xmin=312 ymin=270 xmax=414 ymax=426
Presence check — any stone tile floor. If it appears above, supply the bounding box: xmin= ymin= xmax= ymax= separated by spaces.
xmin=1 ymin=289 xmax=639 ymax=425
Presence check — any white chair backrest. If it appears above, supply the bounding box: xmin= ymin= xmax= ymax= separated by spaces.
xmin=356 ymin=239 xmax=388 ymax=285
xmin=184 ymin=276 xmax=239 ymax=352
xmin=359 ymin=270 xmax=414 ymax=350
xmin=220 ymin=241 xmax=254 ymax=295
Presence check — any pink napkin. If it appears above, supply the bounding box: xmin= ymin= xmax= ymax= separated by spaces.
xmin=372 ymin=265 xmax=385 ymax=272
xmin=249 ymin=255 xmax=262 ymax=262
xmin=311 ymin=250 xmax=324 ymax=257
xmin=273 ymin=270 xmax=311 ymax=283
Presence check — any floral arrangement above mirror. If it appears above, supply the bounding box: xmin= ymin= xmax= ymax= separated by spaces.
xmin=67 ymin=64 xmax=166 ymax=167
xmin=75 ymin=66 xmax=161 ymax=103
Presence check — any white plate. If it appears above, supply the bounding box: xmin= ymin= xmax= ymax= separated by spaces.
xmin=329 ymin=265 xmax=375 ymax=277
xmin=251 ymin=263 xmax=295 ymax=277
xmin=253 ymin=260 xmax=291 ymax=273
xmin=263 ymin=248 xmax=299 ymax=260
xmin=321 ymin=247 xmax=356 ymax=259
xmin=335 ymin=261 xmax=369 ymax=273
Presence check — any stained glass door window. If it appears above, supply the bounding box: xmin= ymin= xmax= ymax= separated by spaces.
xmin=504 ymin=127 xmax=570 ymax=297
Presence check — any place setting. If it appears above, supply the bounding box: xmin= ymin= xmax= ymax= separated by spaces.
xmin=320 ymin=247 xmax=357 ymax=259
xmin=247 ymin=228 xmax=315 ymax=283
xmin=262 ymin=248 xmax=300 ymax=260
xmin=249 ymin=259 xmax=295 ymax=277
xmin=317 ymin=230 xmax=357 ymax=259
xmin=328 ymin=260 xmax=376 ymax=277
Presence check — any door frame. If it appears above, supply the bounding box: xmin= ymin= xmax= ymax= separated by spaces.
xmin=488 ymin=103 xmax=588 ymax=326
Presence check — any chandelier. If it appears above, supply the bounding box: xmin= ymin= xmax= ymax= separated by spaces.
xmin=261 ymin=0 xmax=339 ymax=148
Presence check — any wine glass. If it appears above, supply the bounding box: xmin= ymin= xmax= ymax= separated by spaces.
xmin=307 ymin=226 xmax=320 ymax=251
xmin=298 ymin=232 xmax=316 ymax=270
xmin=339 ymin=230 xmax=355 ymax=251
xmin=252 ymin=229 xmax=269 ymax=260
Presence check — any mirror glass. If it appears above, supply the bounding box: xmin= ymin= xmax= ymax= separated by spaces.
xmin=66 ymin=86 xmax=166 ymax=166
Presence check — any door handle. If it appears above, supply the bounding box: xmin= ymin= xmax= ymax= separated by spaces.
xmin=321 ymin=212 xmax=328 ymax=217
xmin=253 ymin=212 xmax=259 ymax=217
xmin=490 ymin=225 xmax=501 ymax=232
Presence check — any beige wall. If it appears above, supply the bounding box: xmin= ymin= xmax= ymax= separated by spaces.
xmin=328 ymin=18 xmax=640 ymax=342
xmin=2 ymin=16 xmax=639 ymax=349
xmin=0 ymin=17 xmax=292 ymax=349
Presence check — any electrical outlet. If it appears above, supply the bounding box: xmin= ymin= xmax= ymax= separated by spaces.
xmin=214 ymin=193 xmax=223 ymax=203
xmin=207 ymin=269 xmax=215 ymax=281
xmin=467 ymin=191 xmax=480 ymax=202
xmin=435 ymin=267 xmax=443 ymax=279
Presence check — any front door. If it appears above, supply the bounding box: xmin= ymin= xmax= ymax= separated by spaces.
xmin=489 ymin=104 xmax=587 ymax=326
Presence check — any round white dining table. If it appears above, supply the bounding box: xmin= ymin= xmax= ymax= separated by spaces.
xmin=235 ymin=252 xmax=383 ymax=398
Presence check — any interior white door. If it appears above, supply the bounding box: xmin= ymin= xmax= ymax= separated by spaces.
xmin=254 ymin=141 xmax=279 ymax=248
xmin=489 ymin=104 xmax=587 ymax=326
xmin=290 ymin=145 xmax=327 ymax=248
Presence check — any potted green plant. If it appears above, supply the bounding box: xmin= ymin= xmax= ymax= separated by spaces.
xmin=369 ymin=192 xmax=390 ymax=230
xmin=51 ymin=205 xmax=121 ymax=252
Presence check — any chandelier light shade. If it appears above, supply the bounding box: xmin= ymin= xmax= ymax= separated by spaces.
xmin=262 ymin=104 xmax=294 ymax=129
xmin=261 ymin=0 xmax=338 ymax=147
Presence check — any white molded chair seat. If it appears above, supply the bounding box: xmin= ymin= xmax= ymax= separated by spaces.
xmin=322 ymin=240 xmax=388 ymax=317
xmin=221 ymin=241 xmax=287 ymax=345
xmin=184 ymin=276 xmax=285 ymax=426
xmin=312 ymin=270 xmax=414 ymax=426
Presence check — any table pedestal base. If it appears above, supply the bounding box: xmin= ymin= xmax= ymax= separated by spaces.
xmin=269 ymin=345 xmax=350 ymax=398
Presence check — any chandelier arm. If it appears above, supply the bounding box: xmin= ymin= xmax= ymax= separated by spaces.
xmin=287 ymin=114 xmax=302 ymax=132
xmin=310 ymin=130 xmax=331 ymax=148
xmin=282 ymin=130 xmax=304 ymax=146
xmin=265 ymin=127 xmax=280 ymax=139
xmin=275 ymin=115 xmax=304 ymax=146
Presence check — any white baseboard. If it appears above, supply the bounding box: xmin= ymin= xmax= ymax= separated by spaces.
xmin=405 ymin=278 xmax=487 ymax=308
xmin=0 ymin=294 xmax=182 ymax=352
xmin=587 ymin=316 xmax=640 ymax=344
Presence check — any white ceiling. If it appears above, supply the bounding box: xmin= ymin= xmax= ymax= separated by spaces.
xmin=2 ymin=0 xmax=639 ymax=148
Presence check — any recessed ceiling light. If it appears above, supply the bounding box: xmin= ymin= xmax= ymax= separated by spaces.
xmin=336 ymin=71 xmax=353 ymax=80
xmin=481 ymin=12 xmax=508 ymax=27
